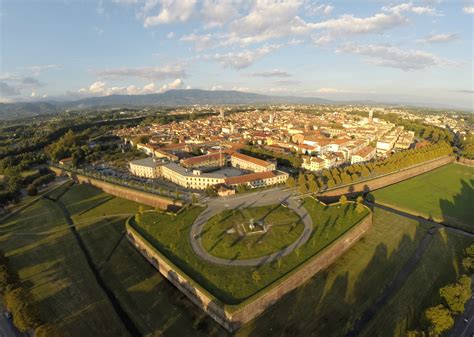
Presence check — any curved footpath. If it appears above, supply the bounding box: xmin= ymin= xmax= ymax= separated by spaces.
xmin=189 ymin=189 xmax=313 ymax=267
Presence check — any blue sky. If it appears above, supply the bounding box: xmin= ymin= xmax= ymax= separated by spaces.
xmin=1 ymin=0 xmax=473 ymax=109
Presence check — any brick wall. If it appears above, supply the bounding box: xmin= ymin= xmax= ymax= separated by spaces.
xmin=320 ymin=156 xmax=454 ymax=198
xmin=50 ymin=166 xmax=181 ymax=211
xmin=126 ymin=210 xmax=372 ymax=332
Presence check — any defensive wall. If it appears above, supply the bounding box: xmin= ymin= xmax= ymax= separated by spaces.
xmin=49 ymin=166 xmax=181 ymax=211
xmin=319 ymin=155 xmax=454 ymax=198
xmin=457 ymin=157 xmax=474 ymax=167
xmin=125 ymin=203 xmax=372 ymax=332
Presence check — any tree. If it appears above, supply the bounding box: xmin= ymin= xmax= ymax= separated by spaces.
xmin=356 ymin=203 xmax=365 ymax=214
xmin=286 ymin=176 xmax=296 ymax=188
xmin=35 ymin=324 xmax=64 ymax=337
xmin=439 ymin=276 xmax=471 ymax=314
xmin=356 ymin=196 xmax=364 ymax=204
xmin=26 ymin=184 xmax=38 ymax=196
xmin=339 ymin=195 xmax=347 ymax=205
xmin=135 ymin=213 xmax=142 ymax=225
xmin=308 ymin=179 xmax=318 ymax=193
xmin=138 ymin=205 xmax=144 ymax=215
xmin=425 ymin=304 xmax=454 ymax=337
xmin=252 ymin=271 xmax=261 ymax=284
xmin=191 ymin=194 xmax=198 ymax=204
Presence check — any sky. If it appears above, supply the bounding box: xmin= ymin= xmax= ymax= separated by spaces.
xmin=0 ymin=0 xmax=473 ymax=109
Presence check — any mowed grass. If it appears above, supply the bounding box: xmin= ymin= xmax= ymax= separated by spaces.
xmin=71 ymin=191 xmax=226 ymax=337
xmin=0 ymin=196 xmax=129 ymax=337
xmin=235 ymin=208 xmax=430 ymax=337
xmin=359 ymin=227 xmax=472 ymax=337
xmin=133 ymin=198 xmax=369 ymax=304
xmin=199 ymin=205 xmax=303 ymax=260
xmin=370 ymin=163 xmax=474 ymax=231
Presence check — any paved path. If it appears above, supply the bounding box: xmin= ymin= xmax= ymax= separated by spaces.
xmin=189 ymin=189 xmax=314 ymax=266
xmin=346 ymin=228 xmax=437 ymax=336
xmin=0 ymin=306 xmax=24 ymax=337
xmin=366 ymin=201 xmax=474 ymax=238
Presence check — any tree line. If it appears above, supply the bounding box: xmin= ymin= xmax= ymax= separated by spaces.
xmin=407 ymin=243 xmax=473 ymax=337
xmin=286 ymin=142 xmax=453 ymax=193
xmin=0 ymin=250 xmax=63 ymax=336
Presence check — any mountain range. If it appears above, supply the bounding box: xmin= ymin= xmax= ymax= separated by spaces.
xmin=0 ymin=89 xmax=335 ymax=120
xmin=0 ymin=89 xmax=464 ymax=120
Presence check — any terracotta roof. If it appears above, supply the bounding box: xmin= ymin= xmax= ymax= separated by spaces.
xmin=181 ymin=153 xmax=223 ymax=166
xmin=225 ymin=171 xmax=276 ymax=185
xmin=354 ymin=146 xmax=376 ymax=158
xmin=231 ymin=152 xmax=273 ymax=167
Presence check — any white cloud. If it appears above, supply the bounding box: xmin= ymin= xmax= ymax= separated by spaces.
xmin=143 ymin=0 xmax=197 ymax=27
xmin=30 ymin=91 xmax=37 ymax=97
xmin=79 ymin=78 xmax=185 ymax=96
xmin=316 ymin=87 xmax=347 ymax=93
xmin=93 ymin=65 xmax=186 ymax=80
xmin=201 ymin=0 xmax=240 ymax=28
xmin=210 ymin=85 xmax=224 ymax=91
xmin=28 ymin=64 xmax=63 ymax=76
xmin=249 ymin=69 xmax=291 ymax=77
xmin=463 ymin=6 xmax=474 ymax=14
xmin=418 ymin=33 xmax=458 ymax=43
xmin=383 ymin=2 xmax=437 ymax=15
xmin=337 ymin=43 xmax=453 ymax=70
xmin=180 ymin=33 xmax=214 ymax=50
xmin=209 ymin=44 xmax=282 ymax=69
xmin=166 ymin=31 xmax=175 ymax=38
xmin=306 ymin=3 xmax=334 ymax=16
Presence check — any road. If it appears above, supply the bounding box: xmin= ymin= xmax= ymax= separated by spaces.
xmin=190 ymin=187 xmax=314 ymax=266
xmin=0 ymin=306 xmax=24 ymax=337
xmin=449 ymin=275 xmax=474 ymax=337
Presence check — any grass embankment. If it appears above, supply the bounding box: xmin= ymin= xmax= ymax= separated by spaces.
xmin=370 ymin=163 xmax=474 ymax=231
xmin=237 ymin=207 xmax=472 ymax=337
xmin=200 ymin=205 xmax=303 ymax=260
xmin=0 ymin=183 xmax=226 ymax=337
xmin=0 ymin=195 xmax=129 ymax=337
xmin=132 ymin=198 xmax=369 ymax=304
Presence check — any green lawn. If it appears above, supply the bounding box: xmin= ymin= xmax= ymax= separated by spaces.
xmin=370 ymin=163 xmax=474 ymax=231
xmin=359 ymin=228 xmax=472 ymax=337
xmin=236 ymin=207 xmax=472 ymax=337
xmin=132 ymin=198 xmax=370 ymax=304
xmin=2 ymin=182 xmax=470 ymax=337
xmin=199 ymin=205 xmax=303 ymax=260
xmin=0 ymin=197 xmax=129 ymax=337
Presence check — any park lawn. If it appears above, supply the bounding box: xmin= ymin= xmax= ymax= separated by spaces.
xmin=0 ymin=197 xmax=129 ymax=337
xmin=132 ymin=198 xmax=370 ymax=304
xmin=199 ymin=205 xmax=304 ymax=260
xmin=359 ymin=228 xmax=472 ymax=337
xmin=236 ymin=208 xmax=430 ymax=337
xmin=370 ymin=163 xmax=474 ymax=231
xmin=76 ymin=215 xmax=226 ymax=337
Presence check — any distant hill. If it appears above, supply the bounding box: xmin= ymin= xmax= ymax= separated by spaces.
xmin=0 ymin=89 xmax=332 ymax=119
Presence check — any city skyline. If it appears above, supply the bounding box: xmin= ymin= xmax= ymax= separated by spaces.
xmin=1 ymin=0 xmax=473 ymax=109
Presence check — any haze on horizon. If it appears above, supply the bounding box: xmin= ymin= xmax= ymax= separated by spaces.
xmin=0 ymin=0 xmax=473 ymax=109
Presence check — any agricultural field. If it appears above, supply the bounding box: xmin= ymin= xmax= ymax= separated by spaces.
xmin=369 ymin=163 xmax=474 ymax=231
xmin=200 ymin=204 xmax=303 ymax=260
xmin=132 ymin=198 xmax=370 ymax=304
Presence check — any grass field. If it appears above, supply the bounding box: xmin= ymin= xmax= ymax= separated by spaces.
xmin=2 ymin=181 xmax=471 ymax=337
xmin=199 ymin=205 xmax=303 ymax=260
xmin=0 ymin=190 xmax=129 ymax=337
xmin=133 ymin=198 xmax=369 ymax=303
xmin=369 ymin=163 xmax=474 ymax=231
xmin=235 ymin=207 xmax=472 ymax=337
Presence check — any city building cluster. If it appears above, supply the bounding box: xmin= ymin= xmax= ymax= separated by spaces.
xmin=117 ymin=106 xmax=418 ymax=192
